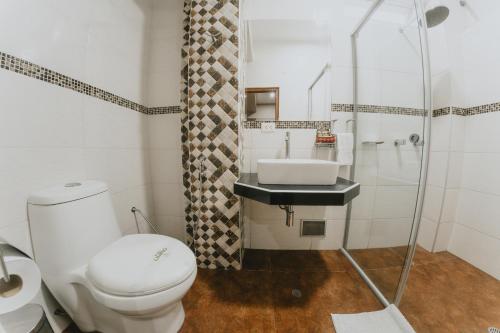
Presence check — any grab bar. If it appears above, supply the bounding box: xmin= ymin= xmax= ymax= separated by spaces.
xmin=308 ymin=63 xmax=330 ymax=120
xmin=362 ymin=141 xmax=384 ymax=145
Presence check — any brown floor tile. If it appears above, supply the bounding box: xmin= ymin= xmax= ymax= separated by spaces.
xmin=272 ymin=271 xmax=382 ymax=333
xmin=401 ymin=259 xmax=500 ymax=333
xmin=268 ymin=250 xmax=334 ymax=272
xmin=181 ymin=270 xmax=276 ymax=333
xmin=412 ymin=247 xmax=462 ymax=266
xmin=319 ymin=250 xmax=354 ymax=272
xmin=348 ymin=247 xmax=406 ymax=270
xmin=243 ymin=249 xmax=272 ymax=271
xmin=61 ymin=249 xmax=500 ymax=333
xmin=389 ymin=245 xmax=409 ymax=260
xmin=364 ymin=266 xmax=403 ymax=302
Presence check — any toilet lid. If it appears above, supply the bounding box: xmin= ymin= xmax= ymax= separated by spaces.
xmin=87 ymin=234 xmax=196 ymax=296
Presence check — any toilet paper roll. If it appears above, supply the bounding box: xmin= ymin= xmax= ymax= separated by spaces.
xmin=0 ymin=246 xmax=41 ymax=315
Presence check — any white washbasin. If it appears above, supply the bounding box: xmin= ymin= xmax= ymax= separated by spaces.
xmin=257 ymin=159 xmax=340 ymax=185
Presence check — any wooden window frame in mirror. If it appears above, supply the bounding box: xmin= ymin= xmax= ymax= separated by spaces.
xmin=245 ymin=87 xmax=280 ymax=121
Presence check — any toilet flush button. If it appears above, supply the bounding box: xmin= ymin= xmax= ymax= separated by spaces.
xmin=64 ymin=182 xmax=82 ymax=187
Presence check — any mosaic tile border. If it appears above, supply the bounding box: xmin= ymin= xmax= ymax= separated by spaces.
xmin=452 ymin=107 xmax=467 ymax=116
xmin=243 ymin=120 xmax=330 ymax=130
xmin=332 ymin=102 xmax=500 ymax=118
xmin=433 ymin=107 xmax=451 ymax=117
xmin=452 ymin=103 xmax=500 ymax=116
xmin=148 ymin=106 xmax=182 ymax=114
xmin=331 ymin=103 xmax=426 ymax=117
xmin=0 ymin=51 xmax=182 ymax=115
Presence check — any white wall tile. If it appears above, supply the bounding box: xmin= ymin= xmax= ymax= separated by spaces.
xmin=464 ymin=112 xmax=500 ymax=153
xmin=427 ymin=151 xmax=449 ymax=187
xmin=449 ymin=224 xmax=500 ymax=279
xmin=0 ymin=0 xmax=90 ymax=81
xmin=376 ymin=149 xmax=422 ymax=185
xmin=461 ymin=153 xmax=500 ymax=196
xmin=372 ymin=186 xmax=418 ymax=219
xmin=156 ymin=215 xmax=185 ymax=242
xmin=369 ymin=218 xmax=413 ymax=248
xmin=446 ymin=152 xmax=463 ymax=189
xmin=356 ymin=113 xmax=381 ymax=145
xmin=331 ymin=66 xmax=353 ymax=104
xmin=0 ymin=71 xmax=84 ymax=148
xmin=249 ymin=148 xmax=283 ymax=172
xmin=152 ymin=183 xmax=184 ymax=218
xmin=441 ymin=189 xmax=458 ymax=223
xmin=0 ymin=221 xmax=32 ymax=257
xmin=247 ymin=200 xmax=284 ymax=220
xmin=449 ymin=115 xmax=465 ymax=152
xmin=251 ymin=130 xmax=287 ymax=149
xmin=83 ymin=98 xmax=148 ymax=149
xmin=433 ymin=222 xmax=453 ymax=252
xmin=381 ymin=71 xmax=423 ymax=109
xmin=149 ymin=148 xmax=182 ymax=184
xmin=310 ymin=220 xmax=345 ymax=250
xmin=148 ymin=114 xmax=181 ymax=149
xmin=0 ymin=148 xmax=85 ymax=228
xmin=83 ymin=148 xmax=151 ymax=194
xmin=249 ymin=218 xmax=310 ymax=250
xmin=378 ymin=114 xmax=424 ymax=152
xmin=430 ymin=115 xmax=451 ymax=152
xmin=350 ymin=185 xmax=375 ymax=219
xmin=422 ymin=185 xmax=444 ymax=223
xmin=417 ymin=217 xmax=437 ymax=252
xmin=345 ymin=219 xmax=371 ymax=249
xmin=111 ymin=185 xmax=154 ymax=234
xmin=456 ymin=190 xmax=500 ymax=240
xmin=432 ymin=73 xmax=451 ymax=109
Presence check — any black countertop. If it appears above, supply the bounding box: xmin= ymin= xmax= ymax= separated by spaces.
xmin=234 ymin=173 xmax=360 ymax=206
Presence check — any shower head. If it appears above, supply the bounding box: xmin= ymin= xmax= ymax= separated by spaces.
xmin=425 ymin=6 xmax=450 ymax=28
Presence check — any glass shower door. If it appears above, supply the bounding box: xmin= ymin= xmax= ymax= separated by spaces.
xmin=343 ymin=0 xmax=430 ymax=304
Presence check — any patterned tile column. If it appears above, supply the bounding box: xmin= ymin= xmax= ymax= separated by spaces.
xmin=181 ymin=0 xmax=241 ymax=269
xmin=181 ymin=0 xmax=195 ymax=249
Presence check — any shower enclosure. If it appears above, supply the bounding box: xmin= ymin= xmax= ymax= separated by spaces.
xmin=341 ymin=0 xmax=431 ymax=306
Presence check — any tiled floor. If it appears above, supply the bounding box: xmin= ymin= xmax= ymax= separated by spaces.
xmin=181 ymin=250 xmax=381 ymax=333
xmin=349 ymin=246 xmax=408 ymax=301
xmin=64 ymin=248 xmax=500 ymax=333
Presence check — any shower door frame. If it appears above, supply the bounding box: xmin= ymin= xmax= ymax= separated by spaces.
xmin=340 ymin=0 xmax=432 ymax=307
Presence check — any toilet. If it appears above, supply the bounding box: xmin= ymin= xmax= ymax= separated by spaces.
xmin=27 ymin=181 xmax=196 ymax=333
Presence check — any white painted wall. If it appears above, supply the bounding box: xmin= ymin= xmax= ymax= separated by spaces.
xmin=146 ymin=0 xmax=185 ymax=241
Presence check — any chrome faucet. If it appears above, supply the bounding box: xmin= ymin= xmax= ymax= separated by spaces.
xmin=285 ymin=131 xmax=290 ymax=159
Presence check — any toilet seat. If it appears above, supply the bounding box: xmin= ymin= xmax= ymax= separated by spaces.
xmin=87 ymin=234 xmax=196 ymax=297
xmin=87 ymin=268 xmax=197 ymax=315
xmin=80 ymin=234 xmax=197 ymax=314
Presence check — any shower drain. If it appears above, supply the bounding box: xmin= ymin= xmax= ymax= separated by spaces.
xmin=489 ymin=328 xmax=500 ymax=333
xmin=291 ymin=289 xmax=302 ymax=298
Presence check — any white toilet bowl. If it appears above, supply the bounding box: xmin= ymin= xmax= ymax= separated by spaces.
xmin=27 ymin=181 xmax=197 ymax=333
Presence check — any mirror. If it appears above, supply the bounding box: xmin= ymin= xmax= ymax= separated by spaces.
xmin=245 ymin=87 xmax=279 ymax=121
xmin=243 ymin=18 xmax=332 ymax=121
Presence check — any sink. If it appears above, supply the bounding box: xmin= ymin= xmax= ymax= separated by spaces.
xmin=257 ymin=159 xmax=340 ymax=185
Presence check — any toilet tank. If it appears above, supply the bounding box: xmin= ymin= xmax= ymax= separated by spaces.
xmin=28 ymin=181 xmax=122 ymax=278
